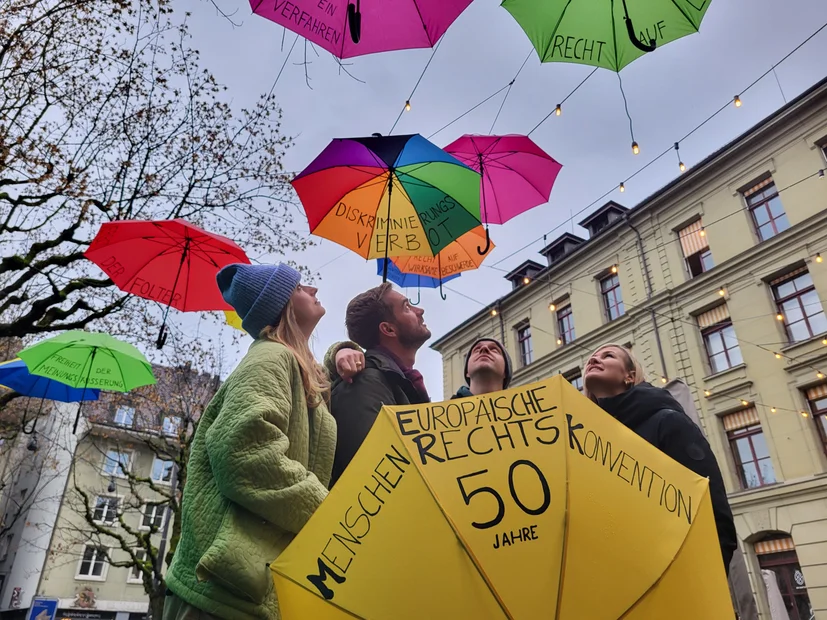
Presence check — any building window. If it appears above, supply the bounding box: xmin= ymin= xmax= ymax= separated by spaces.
xmin=113 ymin=406 xmax=135 ymax=427
xmin=724 ymin=408 xmax=776 ymax=489
xmin=162 ymin=416 xmax=181 ymax=436
xmin=698 ymin=305 xmax=742 ymax=374
xmin=772 ymin=269 xmax=827 ymax=343
xmin=102 ymin=450 xmax=130 ymax=477
xmin=806 ymin=385 xmax=827 ymax=455
xmin=556 ymin=305 xmax=575 ymax=345
xmin=93 ymin=496 xmax=120 ymax=525
xmin=744 ymin=179 xmax=789 ymax=241
xmin=566 ymin=371 xmax=583 ymax=392
xmin=600 ymin=273 xmax=625 ymax=321
xmin=516 ymin=322 xmax=533 ymax=367
xmin=128 ymin=549 xmax=147 ymax=584
xmin=151 ymin=457 xmax=173 ymax=484
xmin=141 ymin=503 xmax=164 ymax=530
xmin=756 ymin=540 xmax=813 ymax=620
xmin=678 ymin=219 xmax=714 ymax=278
xmin=77 ymin=545 xmax=108 ymax=580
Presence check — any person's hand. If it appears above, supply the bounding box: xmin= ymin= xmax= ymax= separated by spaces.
xmin=336 ymin=348 xmax=365 ymax=383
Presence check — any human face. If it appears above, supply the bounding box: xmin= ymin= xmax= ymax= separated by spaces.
xmin=290 ymin=284 xmax=325 ymax=336
xmin=467 ymin=340 xmax=505 ymax=381
xmin=382 ymin=289 xmax=431 ymax=349
xmin=583 ymin=346 xmax=634 ymax=397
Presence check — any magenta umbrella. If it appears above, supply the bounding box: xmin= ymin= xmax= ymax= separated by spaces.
xmin=444 ymin=134 xmax=562 ymax=254
xmin=251 ymin=0 xmax=473 ymax=59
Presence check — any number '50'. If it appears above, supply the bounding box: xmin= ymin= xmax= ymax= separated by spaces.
xmin=456 ymin=459 xmax=551 ymax=530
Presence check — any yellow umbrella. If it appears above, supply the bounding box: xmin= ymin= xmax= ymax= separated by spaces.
xmin=223 ymin=310 xmax=244 ymax=331
xmin=271 ymin=376 xmax=733 ymax=619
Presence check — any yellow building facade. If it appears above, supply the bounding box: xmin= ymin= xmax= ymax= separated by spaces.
xmin=432 ymin=78 xmax=827 ymax=620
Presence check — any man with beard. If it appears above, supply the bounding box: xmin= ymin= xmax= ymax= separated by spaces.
xmin=326 ymin=283 xmax=431 ymax=487
xmin=451 ymin=338 xmax=512 ymax=399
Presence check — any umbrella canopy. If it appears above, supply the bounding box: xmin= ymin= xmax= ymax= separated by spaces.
xmin=444 ymin=134 xmax=562 ymax=252
xmin=293 ymin=134 xmax=482 ymax=280
xmin=271 ymin=376 xmax=733 ymax=619
xmin=18 ymin=331 xmax=156 ymax=432
xmin=502 ymin=0 xmax=712 ymax=71
xmin=223 ymin=310 xmax=245 ymax=331
xmin=0 ymin=359 xmax=100 ymax=403
xmin=375 ymin=259 xmax=460 ymax=289
xmin=250 ymin=0 xmax=473 ymax=60
xmin=389 ymin=225 xmax=494 ymax=298
xmin=85 ymin=218 xmax=250 ymax=347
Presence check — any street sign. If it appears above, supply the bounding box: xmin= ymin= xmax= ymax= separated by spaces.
xmin=27 ymin=598 xmax=58 ymax=620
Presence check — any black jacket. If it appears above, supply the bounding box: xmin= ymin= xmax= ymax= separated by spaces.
xmin=329 ymin=348 xmax=429 ymax=488
xmin=597 ymin=382 xmax=737 ymax=574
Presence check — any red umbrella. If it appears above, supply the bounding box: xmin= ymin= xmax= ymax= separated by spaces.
xmin=85 ymin=219 xmax=250 ymax=348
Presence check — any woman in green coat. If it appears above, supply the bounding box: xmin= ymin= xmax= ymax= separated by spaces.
xmin=164 ymin=263 xmax=337 ymax=620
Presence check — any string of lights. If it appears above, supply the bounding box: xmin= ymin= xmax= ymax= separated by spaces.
xmin=491 ymin=20 xmax=827 ymax=268
xmin=388 ymin=37 xmax=445 ymax=135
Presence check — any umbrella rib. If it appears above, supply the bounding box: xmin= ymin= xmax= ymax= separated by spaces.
xmin=25 ymin=341 xmax=87 ymax=379
xmin=540 ymin=0 xmax=574 ymax=62
xmin=271 ymin=572 xmax=367 ymax=619
xmin=668 ymin=0 xmax=700 ymax=31
xmin=483 ymin=157 xmax=555 ymax=204
xmin=99 ymin=347 xmax=130 ymax=392
xmin=616 ymin=486 xmax=710 ymax=619
xmin=553 ymin=408 xmax=572 ymax=620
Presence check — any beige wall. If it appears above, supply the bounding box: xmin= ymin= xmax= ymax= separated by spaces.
xmin=434 ymin=82 xmax=827 ymax=618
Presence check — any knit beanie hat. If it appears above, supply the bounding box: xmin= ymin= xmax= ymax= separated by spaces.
xmin=464 ymin=338 xmax=512 ymax=389
xmin=216 ymin=263 xmax=301 ymax=338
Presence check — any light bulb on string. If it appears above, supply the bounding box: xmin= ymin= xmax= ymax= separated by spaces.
xmin=674 ymin=143 xmax=684 ymax=172
xmin=699 ymin=227 xmax=706 ymax=237
xmin=660 ymin=377 xmax=668 ymax=384
xmin=718 ymin=287 xmax=726 ymax=297
xmin=679 ymin=161 xmax=686 ymax=172
xmin=818 ymin=371 xmax=825 ymax=380
xmin=704 ymin=390 xmax=711 ymax=397
xmin=776 ymin=313 xmax=784 ymax=321
xmin=817 ymin=253 xmax=823 ymax=263
xmin=490 ymin=309 xmax=498 ymax=317
xmin=611 ymin=265 xmax=618 ymax=274
xmin=823 ymin=338 xmax=827 ymax=346
xmin=523 ymin=276 xmax=530 ymax=285
xmin=557 ymin=337 xmax=563 ymax=346
xmin=801 ymin=411 xmax=809 ymax=418
xmin=555 ymin=104 xmax=562 ymax=116
xmin=733 ymin=95 xmax=742 ymax=107
xmin=548 ymin=303 xmax=556 ymax=312
xmin=632 ymin=141 xmax=640 ymax=155
xmin=819 ymin=169 xmax=825 ymax=179
xmin=619 ymin=182 xmax=625 ymax=193
xmin=740 ymin=399 xmax=749 ymax=406
xmin=770 ymin=407 xmax=777 ymax=414
xmin=404 ymin=100 xmax=411 ymax=112
xmin=775 ymin=353 xmax=782 ymax=359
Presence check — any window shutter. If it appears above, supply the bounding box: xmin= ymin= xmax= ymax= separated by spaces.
xmin=806 ymin=384 xmax=827 ymax=400
xmin=769 ymin=266 xmax=809 ymax=286
xmin=697 ymin=304 xmax=730 ymax=329
xmin=678 ymin=220 xmax=707 ymax=257
xmin=722 ymin=406 xmax=760 ymax=431
xmin=743 ymin=178 xmax=774 ymax=198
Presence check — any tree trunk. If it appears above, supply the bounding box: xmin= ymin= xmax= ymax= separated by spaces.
xmin=149 ymin=584 xmax=166 ymax=620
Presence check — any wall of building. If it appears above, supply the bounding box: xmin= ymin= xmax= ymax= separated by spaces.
xmin=433 ymin=82 xmax=827 ymax=619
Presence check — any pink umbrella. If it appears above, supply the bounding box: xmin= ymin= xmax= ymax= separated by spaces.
xmin=444 ymin=134 xmax=562 ymax=254
xmin=251 ymin=0 xmax=473 ymax=60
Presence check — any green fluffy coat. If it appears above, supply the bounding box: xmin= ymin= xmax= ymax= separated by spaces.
xmin=165 ymin=340 xmax=337 ymax=620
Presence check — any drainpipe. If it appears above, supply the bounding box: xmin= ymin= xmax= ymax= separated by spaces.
xmin=625 ymin=214 xmax=669 ymax=380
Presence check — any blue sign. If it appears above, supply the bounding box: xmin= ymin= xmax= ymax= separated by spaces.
xmin=27 ymin=598 xmax=58 ymax=620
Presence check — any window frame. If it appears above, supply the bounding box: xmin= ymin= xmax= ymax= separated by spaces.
xmin=727 ymin=424 xmax=776 ymax=489
xmin=101 ymin=449 xmax=131 ymax=478
xmin=701 ymin=320 xmax=743 ymax=374
xmin=140 ymin=502 xmax=166 ymax=531
xmin=808 ymin=395 xmax=827 ymax=456
xmin=745 ymin=181 xmax=789 ymax=241
xmin=113 ymin=405 xmax=135 ymax=427
xmin=565 ymin=370 xmax=583 ymax=392
xmin=92 ymin=495 xmax=121 ymax=526
xmin=600 ymin=273 xmax=625 ymax=321
xmin=515 ymin=321 xmax=533 ymax=367
xmin=127 ymin=548 xmax=147 ymax=584
xmin=150 ymin=456 xmax=174 ymax=485
xmin=556 ymin=304 xmax=575 ymax=345
xmin=162 ymin=415 xmax=182 ymax=437
xmin=76 ymin=544 xmax=109 ymax=581
xmin=772 ymin=271 xmax=827 ymax=343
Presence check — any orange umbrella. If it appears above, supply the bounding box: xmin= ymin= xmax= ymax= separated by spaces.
xmin=390 ymin=226 xmax=494 ymax=299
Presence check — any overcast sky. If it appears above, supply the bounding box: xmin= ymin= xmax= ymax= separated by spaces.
xmin=180 ymin=0 xmax=827 ymax=399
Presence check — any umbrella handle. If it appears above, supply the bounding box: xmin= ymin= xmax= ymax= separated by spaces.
xmin=156 ymin=325 xmax=168 ymax=350
xmin=347 ymin=1 xmax=361 ymax=44
xmin=477 ymin=227 xmax=491 ymax=255
xmin=439 ymin=279 xmax=447 ymax=301
xmin=410 ymin=288 xmax=421 ymax=305
xmin=622 ymin=0 xmax=656 ymax=53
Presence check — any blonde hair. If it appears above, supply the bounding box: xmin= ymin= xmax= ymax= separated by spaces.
xmin=582 ymin=343 xmax=645 ymax=402
xmin=260 ymin=299 xmax=329 ymax=408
